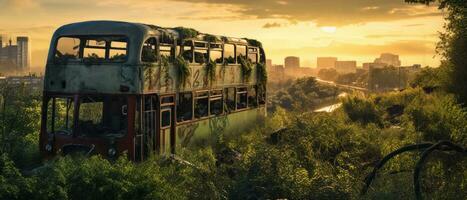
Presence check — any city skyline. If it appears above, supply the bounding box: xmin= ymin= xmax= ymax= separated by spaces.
xmin=0 ymin=0 xmax=443 ymax=69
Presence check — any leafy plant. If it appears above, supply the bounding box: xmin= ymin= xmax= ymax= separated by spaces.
xmin=205 ymin=59 xmax=217 ymax=87
xmin=256 ymin=62 xmax=267 ymax=88
xmin=244 ymin=38 xmax=263 ymax=48
xmin=173 ymin=55 xmax=191 ymax=89
xmin=238 ymin=56 xmax=252 ymax=83
xmin=173 ymin=27 xmax=199 ymax=40
xmin=203 ymin=34 xmax=220 ymax=43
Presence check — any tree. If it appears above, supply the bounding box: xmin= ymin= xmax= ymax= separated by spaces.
xmin=406 ymin=0 xmax=467 ymax=105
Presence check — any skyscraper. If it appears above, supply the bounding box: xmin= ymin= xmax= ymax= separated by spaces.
xmin=16 ymin=36 xmax=30 ymax=70
xmin=284 ymin=56 xmax=300 ymax=68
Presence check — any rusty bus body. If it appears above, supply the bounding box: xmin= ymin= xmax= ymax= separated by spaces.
xmin=39 ymin=21 xmax=267 ymax=161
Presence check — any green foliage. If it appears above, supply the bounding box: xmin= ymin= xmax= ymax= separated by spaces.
xmin=173 ymin=27 xmax=199 ymax=40
xmin=407 ymin=0 xmax=467 ymax=105
xmin=0 ymin=153 xmax=33 ymax=199
xmin=238 ymin=56 xmax=252 ymax=83
xmin=173 ymin=55 xmax=190 ymax=89
xmin=409 ymin=67 xmax=446 ymax=88
xmin=256 ymin=62 xmax=267 ymax=88
xmin=203 ymin=34 xmax=220 ymax=43
xmin=342 ymin=96 xmax=382 ymax=125
xmin=244 ymin=38 xmax=263 ymax=48
xmin=270 ymin=77 xmax=339 ymax=111
xmin=205 ymin=59 xmax=216 ymax=86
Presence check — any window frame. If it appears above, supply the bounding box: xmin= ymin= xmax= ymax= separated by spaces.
xmin=209 ymin=89 xmax=224 ymax=116
xmin=54 ymin=35 xmax=129 ymax=64
xmin=141 ymin=37 xmax=159 ymax=63
xmin=223 ymin=43 xmax=236 ymax=65
xmin=236 ymin=87 xmax=248 ymax=110
xmin=194 ymin=90 xmax=209 ymax=119
xmin=176 ymin=92 xmax=194 ymax=123
xmin=209 ymin=43 xmax=223 ymax=64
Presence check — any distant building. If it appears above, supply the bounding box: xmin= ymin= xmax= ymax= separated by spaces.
xmin=363 ymin=62 xmax=387 ymax=70
xmin=284 ymin=56 xmax=300 ymax=68
xmin=0 ymin=36 xmax=30 ymax=73
xmin=374 ymin=53 xmax=401 ymax=67
xmin=317 ymin=57 xmax=337 ymax=69
xmin=335 ymin=61 xmax=356 ymax=74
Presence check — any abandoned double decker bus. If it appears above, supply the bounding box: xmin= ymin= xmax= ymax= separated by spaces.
xmin=40 ymin=21 xmax=267 ymax=161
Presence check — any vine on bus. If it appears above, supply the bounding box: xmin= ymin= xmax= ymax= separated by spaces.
xmin=161 ymin=55 xmax=171 ymax=90
xmin=204 ymin=34 xmax=221 ymax=43
xmin=238 ymin=56 xmax=252 ymax=83
xmin=173 ymin=55 xmax=191 ymax=89
xmin=173 ymin=27 xmax=199 ymax=40
xmin=256 ymin=62 xmax=268 ymax=92
xmin=205 ymin=59 xmax=217 ymax=87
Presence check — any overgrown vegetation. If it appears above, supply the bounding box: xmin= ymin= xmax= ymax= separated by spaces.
xmin=205 ymin=59 xmax=217 ymax=87
xmin=237 ymin=56 xmax=252 ymax=83
xmin=173 ymin=55 xmax=190 ymax=89
xmin=0 ymin=1 xmax=466 ymax=199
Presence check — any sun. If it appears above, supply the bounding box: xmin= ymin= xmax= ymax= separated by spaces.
xmin=320 ymin=26 xmax=337 ymax=33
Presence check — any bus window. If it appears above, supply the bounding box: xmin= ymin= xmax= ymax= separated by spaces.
xmin=47 ymin=97 xmax=74 ymax=135
xmin=55 ymin=37 xmax=80 ymax=61
xmin=224 ymin=87 xmax=235 ymax=112
xmin=236 ymin=45 xmax=247 ymax=61
xmin=236 ymin=87 xmax=247 ymax=109
xmin=248 ymin=87 xmax=258 ymax=108
xmin=194 ymin=91 xmax=209 ymax=118
xmin=161 ymin=109 xmax=171 ymax=128
xmin=210 ymin=90 xmax=223 ymax=116
xmin=160 ymin=44 xmax=172 ymax=58
xmin=248 ymin=48 xmax=258 ymax=63
xmin=109 ymin=41 xmax=127 ymax=62
xmin=177 ymin=92 xmax=193 ymax=122
xmin=182 ymin=41 xmax=193 ymax=63
xmin=210 ymin=43 xmax=223 ymax=64
xmin=83 ymin=39 xmax=106 ymax=61
xmin=78 ymin=96 xmax=128 ymax=136
xmin=142 ymin=38 xmax=157 ymax=63
xmin=194 ymin=42 xmax=208 ymax=64
xmin=224 ymin=44 xmax=235 ymax=64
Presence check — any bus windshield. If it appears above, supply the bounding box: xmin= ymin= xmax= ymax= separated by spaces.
xmin=78 ymin=95 xmax=128 ymax=137
xmin=54 ymin=36 xmax=128 ymax=64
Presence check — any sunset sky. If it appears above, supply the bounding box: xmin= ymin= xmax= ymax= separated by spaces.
xmin=0 ymin=0 xmax=444 ymax=70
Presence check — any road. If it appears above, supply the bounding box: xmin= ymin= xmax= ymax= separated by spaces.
xmin=316 ymin=78 xmax=368 ymax=92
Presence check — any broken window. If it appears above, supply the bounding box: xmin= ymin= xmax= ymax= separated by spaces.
xmin=248 ymin=47 xmax=258 ymax=63
xmin=224 ymin=44 xmax=235 ymax=64
xmin=83 ymin=39 xmax=106 ymax=61
xmin=210 ymin=90 xmax=223 ymax=116
xmin=182 ymin=41 xmax=193 ymax=63
xmin=78 ymin=96 xmax=128 ymax=137
xmin=194 ymin=91 xmax=209 ymax=118
xmin=236 ymin=45 xmax=247 ymax=61
xmin=236 ymin=87 xmax=247 ymax=109
xmin=109 ymin=41 xmax=127 ymax=62
xmin=55 ymin=36 xmax=127 ymax=63
xmin=47 ymin=97 xmax=74 ymax=135
xmin=177 ymin=92 xmax=193 ymax=122
xmin=210 ymin=43 xmax=223 ymax=64
xmin=194 ymin=42 xmax=208 ymax=64
xmin=225 ymin=87 xmax=236 ymax=112
xmin=55 ymin=37 xmax=80 ymax=61
xmin=160 ymin=44 xmax=172 ymax=58
xmin=248 ymin=86 xmax=258 ymax=108
xmin=142 ymin=38 xmax=157 ymax=63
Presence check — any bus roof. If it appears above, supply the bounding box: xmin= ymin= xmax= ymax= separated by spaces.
xmin=52 ymin=20 xmax=261 ymax=47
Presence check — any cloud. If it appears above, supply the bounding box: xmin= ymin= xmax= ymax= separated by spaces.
xmin=171 ymin=0 xmax=441 ymax=26
xmin=267 ymin=40 xmax=436 ymax=56
xmin=262 ymin=22 xmax=282 ymax=29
